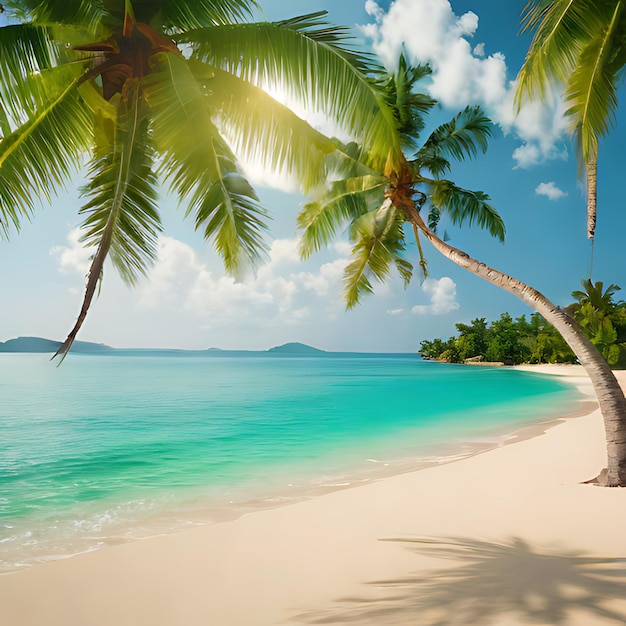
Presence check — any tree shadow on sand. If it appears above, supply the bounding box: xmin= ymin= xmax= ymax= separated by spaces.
xmin=298 ymin=536 xmax=626 ymax=625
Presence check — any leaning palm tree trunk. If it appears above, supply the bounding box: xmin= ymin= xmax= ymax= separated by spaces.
xmin=407 ymin=206 xmax=626 ymax=487
xmin=586 ymin=157 xmax=597 ymax=241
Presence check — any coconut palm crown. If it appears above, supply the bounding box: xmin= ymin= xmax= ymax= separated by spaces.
xmin=297 ymin=54 xmax=505 ymax=306
xmin=516 ymin=0 xmax=626 ymax=242
xmin=0 ymin=0 xmax=401 ymax=360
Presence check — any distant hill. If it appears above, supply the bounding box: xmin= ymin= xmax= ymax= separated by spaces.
xmin=0 ymin=337 xmax=417 ymax=359
xmin=267 ymin=342 xmax=325 ymax=355
xmin=0 ymin=336 xmax=114 ymax=353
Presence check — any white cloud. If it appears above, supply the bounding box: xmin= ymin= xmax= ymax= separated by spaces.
xmin=535 ymin=181 xmax=568 ymax=200
xmin=49 ymin=228 xmax=92 ymax=275
xmin=411 ymin=276 xmax=459 ymax=315
xmin=361 ymin=0 xmax=569 ymax=168
xmin=267 ymin=238 xmax=300 ymax=265
xmin=136 ymin=236 xmax=352 ymax=330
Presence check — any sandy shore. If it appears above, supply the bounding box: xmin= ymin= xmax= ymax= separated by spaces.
xmin=1 ymin=365 xmax=625 ymax=625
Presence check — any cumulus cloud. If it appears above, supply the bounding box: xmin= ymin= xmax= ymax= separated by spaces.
xmin=361 ymin=0 xmax=569 ymax=168
xmin=135 ymin=236 xmax=353 ymax=330
xmin=50 ymin=228 xmax=92 ymax=274
xmin=535 ymin=181 xmax=568 ymax=200
xmin=410 ymin=276 xmax=459 ymax=315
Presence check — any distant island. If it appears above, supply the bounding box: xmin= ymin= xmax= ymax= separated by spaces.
xmin=0 ymin=337 xmax=327 ymax=356
xmin=267 ymin=342 xmax=325 ymax=355
xmin=0 ymin=336 xmax=418 ymax=359
xmin=0 ymin=336 xmax=115 ymax=354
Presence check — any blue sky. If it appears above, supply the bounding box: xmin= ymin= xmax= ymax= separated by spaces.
xmin=1 ymin=0 xmax=625 ymax=352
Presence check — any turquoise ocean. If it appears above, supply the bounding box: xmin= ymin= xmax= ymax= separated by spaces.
xmin=0 ymin=353 xmax=582 ymax=572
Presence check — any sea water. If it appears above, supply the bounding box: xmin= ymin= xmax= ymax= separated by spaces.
xmin=0 ymin=353 xmax=583 ymax=572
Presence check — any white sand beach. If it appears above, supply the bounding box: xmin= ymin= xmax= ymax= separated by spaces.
xmin=1 ymin=365 xmax=625 ymax=625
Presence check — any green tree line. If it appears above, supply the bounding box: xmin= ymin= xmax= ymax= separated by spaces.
xmin=419 ymin=280 xmax=626 ymax=368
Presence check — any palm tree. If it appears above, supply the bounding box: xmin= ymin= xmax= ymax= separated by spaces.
xmin=568 ymin=279 xmax=624 ymax=365
xmin=300 ymin=54 xmax=626 ymax=486
xmin=516 ymin=0 xmax=626 ymax=244
xmin=0 ymin=0 xmax=401 ymax=360
xmin=571 ymin=279 xmax=621 ymax=313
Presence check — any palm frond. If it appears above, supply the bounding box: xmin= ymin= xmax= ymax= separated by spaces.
xmin=298 ymin=175 xmax=385 ymax=258
xmin=322 ymin=139 xmax=383 ymax=181
xmin=84 ymin=0 xmax=258 ymax=31
xmin=343 ymin=201 xmax=411 ymax=307
xmin=0 ymin=101 xmax=10 ymax=138
xmin=429 ymin=180 xmax=505 ymax=242
xmin=516 ymin=0 xmax=611 ymax=104
xmin=0 ymin=64 xmax=93 ymax=236
xmin=421 ymin=106 xmax=492 ymax=164
xmin=427 ymin=206 xmax=441 ymax=232
xmin=412 ymin=147 xmax=451 ymax=177
xmin=179 ymin=13 xmax=402 ymax=170
xmin=566 ymin=4 xmax=623 ymax=161
xmin=187 ymin=60 xmax=336 ymax=192
xmin=385 ymin=55 xmax=436 ymax=149
xmin=159 ymin=0 xmax=258 ymax=31
xmin=0 ymin=44 xmax=92 ymax=124
xmin=0 ymin=23 xmax=55 ymax=84
xmin=5 ymin=0 xmax=105 ymax=29
xmin=54 ymin=80 xmax=161 ymax=362
xmin=77 ymin=80 xmax=117 ymax=158
xmin=79 ymin=103 xmax=160 ymax=285
xmin=0 ymin=24 xmax=81 ymax=125
xmin=144 ymin=53 xmax=268 ymax=275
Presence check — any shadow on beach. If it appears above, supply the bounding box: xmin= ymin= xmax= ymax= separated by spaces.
xmin=297 ymin=536 xmax=626 ymax=625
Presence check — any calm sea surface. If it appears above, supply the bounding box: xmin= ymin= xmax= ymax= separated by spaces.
xmin=0 ymin=353 xmax=582 ymax=571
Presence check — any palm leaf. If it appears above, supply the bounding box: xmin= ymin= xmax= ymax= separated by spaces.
xmin=79 ymin=112 xmax=160 ymax=285
xmin=78 ymin=0 xmax=258 ymax=31
xmin=566 ymin=5 xmax=623 ymax=161
xmin=187 ymin=60 xmax=337 ymax=192
xmin=385 ymin=55 xmax=436 ymax=149
xmin=54 ymin=80 xmax=161 ymax=362
xmin=429 ymin=180 xmax=505 ymax=242
xmin=0 ymin=99 xmax=10 ymax=138
xmin=412 ymin=148 xmax=451 ymax=177
xmin=298 ymin=175 xmax=386 ymax=258
xmin=179 ymin=13 xmax=402 ymax=170
xmin=427 ymin=206 xmax=441 ymax=232
xmin=0 ymin=23 xmax=55 ymax=83
xmin=0 ymin=64 xmax=93 ymax=236
xmin=0 ymin=21 xmax=96 ymax=126
xmin=77 ymin=80 xmax=117 ymax=158
xmin=144 ymin=53 xmax=268 ymax=275
xmin=420 ymin=106 xmax=492 ymax=164
xmin=343 ymin=200 xmax=411 ymax=307
xmin=5 ymin=0 xmax=105 ymax=28
xmin=159 ymin=0 xmax=257 ymax=31
xmin=516 ymin=0 xmax=611 ymax=103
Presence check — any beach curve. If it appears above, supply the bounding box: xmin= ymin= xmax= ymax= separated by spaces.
xmin=0 ymin=365 xmax=625 ymax=625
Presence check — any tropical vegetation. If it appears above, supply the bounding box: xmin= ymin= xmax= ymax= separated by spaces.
xmin=0 ymin=0 xmax=399 ymax=360
xmin=567 ymin=279 xmax=626 ymax=367
xmin=419 ymin=312 xmax=577 ymax=366
xmin=299 ymin=54 xmax=626 ymax=486
xmin=421 ymin=280 xmax=626 ymax=368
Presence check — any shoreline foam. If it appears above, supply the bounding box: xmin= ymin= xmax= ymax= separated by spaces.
xmin=1 ymin=365 xmax=625 ymax=625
